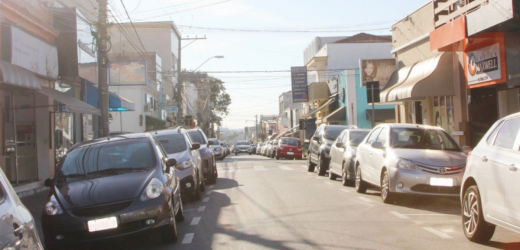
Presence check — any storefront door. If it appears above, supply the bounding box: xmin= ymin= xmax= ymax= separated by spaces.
xmin=470 ymin=86 xmax=498 ymax=147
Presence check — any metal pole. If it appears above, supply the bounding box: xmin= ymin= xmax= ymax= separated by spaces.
xmin=97 ymin=0 xmax=110 ymax=137
xmin=371 ymin=85 xmax=375 ymax=128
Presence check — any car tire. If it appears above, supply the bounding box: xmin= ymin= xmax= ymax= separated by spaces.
xmin=355 ymin=165 xmax=368 ymax=193
xmin=317 ymin=156 xmax=326 ymax=176
xmin=175 ymin=196 xmax=185 ymax=222
xmin=462 ymin=185 xmax=496 ymax=243
xmin=307 ymin=156 xmax=316 ymax=172
xmin=192 ymin=177 xmax=202 ymax=201
xmin=276 ymin=154 xmax=280 ymax=160
xmin=342 ymin=162 xmax=353 ymax=186
xmin=381 ymin=169 xmax=397 ymax=204
xmin=199 ymin=174 xmax=206 ymax=192
xmin=329 ymin=167 xmax=337 ymax=180
xmin=161 ymin=205 xmax=179 ymax=243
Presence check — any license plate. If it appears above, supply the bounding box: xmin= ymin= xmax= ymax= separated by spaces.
xmin=430 ymin=178 xmax=453 ymax=187
xmin=287 ymin=152 xmax=294 ymax=155
xmin=88 ymin=217 xmax=118 ymax=232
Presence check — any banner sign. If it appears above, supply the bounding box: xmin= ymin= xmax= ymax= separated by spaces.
xmin=466 ymin=43 xmax=502 ymax=86
xmin=360 ymin=59 xmax=396 ymax=90
xmin=291 ymin=66 xmax=309 ymax=103
xmin=109 ymin=60 xmax=147 ymax=85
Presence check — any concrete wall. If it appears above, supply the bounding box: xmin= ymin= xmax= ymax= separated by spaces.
xmin=109 ymin=86 xmax=160 ymax=133
xmin=303 ymin=36 xmax=348 ymax=65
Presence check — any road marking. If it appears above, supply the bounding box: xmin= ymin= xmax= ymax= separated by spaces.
xmin=254 ymin=166 xmax=267 ymax=171
xmin=202 ymin=197 xmax=210 ymax=202
xmin=307 ymin=173 xmax=313 ymax=175
xmin=206 ymin=191 xmax=212 ymax=195
xmin=182 ymin=233 xmax=194 ymax=244
xmin=315 ymin=177 xmax=321 ymax=180
xmin=341 ymin=189 xmax=351 ymax=193
xmin=300 ymin=165 xmax=308 ymax=169
xmin=197 ymin=206 xmax=206 ymax=212
xmin=279 ymin=166 xmax=293 ymax=171
xmin=390 ymin=211 xmax=410 ymax=219
xmin=190 ymin=217 xmax=201 ymax=226
xmin=357 ymin=197 xmax=373 ymax=203
xmin=324 ymin=181 xmax=332 ymax=185
xmin=422 ymin=227 xmax=453 ymax=239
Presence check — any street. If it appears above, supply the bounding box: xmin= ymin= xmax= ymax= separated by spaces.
xmin=81 ymin=154 xmax=520 ymax=250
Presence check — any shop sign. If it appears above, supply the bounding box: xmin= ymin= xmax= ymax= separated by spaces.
xmin=465 ymin=43 xmax=502 ymax=86
xmin=291 ymin=66 xmax=309 ymax=103
xmin=327 ymin=77 xmax=338 ymax=94
xmin=359 ymin=58 xmax=396 ymax=90
xmin=3 ymin=25 xmax=58 ymax=79
xmin=109 ymin=60 xmax=147 ymax=85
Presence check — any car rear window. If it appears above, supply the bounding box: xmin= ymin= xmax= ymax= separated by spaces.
xmin=237 ymin=141 xmax=249 ymax=145
xmin=324 ymin=128 xmax=346 ymax=140
xmin=156 ymin=134 xmax=188 ymax=154
xmin=280 ymin=138 xmax=300 ymax=146
xmin=58 ymin=138 xmax=156 ymax=181
xmin=350 ymin=131 xmax=369 ymax=146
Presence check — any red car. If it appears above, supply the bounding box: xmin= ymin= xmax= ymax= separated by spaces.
xmin=275 ymin=137 xmax=303 ymax=160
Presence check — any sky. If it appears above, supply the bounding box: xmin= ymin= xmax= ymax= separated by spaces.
xmin=109 ymin=0 xmax=429 ymax=129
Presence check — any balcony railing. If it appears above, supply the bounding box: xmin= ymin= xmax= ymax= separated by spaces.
xmin=433 ymin=0 xmax=492 ymax=28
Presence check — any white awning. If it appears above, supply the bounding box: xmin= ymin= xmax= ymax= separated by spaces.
xmin=38 ymin=87 xmax=100 ymax=115
xmin=0 ymin=61 xmax=40 ymax=90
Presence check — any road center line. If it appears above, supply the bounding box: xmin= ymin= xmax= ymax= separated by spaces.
xmin=202 ymin=197 xmax=210 ymax=202
xmin=254 ymin=166 xmax=267 ymax=171
xmin=357 ymin=197 xmax=373 ymax=203
xmin=182 ymin=233 xmax=194 ymax=244
xmin=422 ymin=227 xmax=453 ymax=239
xmin=190 ymin=217 xmax=201 ymax=226
xmin=390 ymin=211 xmax=410 ymax=219
xmin=197 ymin=206 xmax=206 ymax=212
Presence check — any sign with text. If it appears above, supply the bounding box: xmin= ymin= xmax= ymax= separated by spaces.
xmin=360 ymin=59 xmax=396 ymax=90
xmin=291 ymin=67 xmax=309 ymax=103
xmin=465 ymin=43 xmax=502 ymax=86
xmin=109 ymin=60 xmax=147 ymax=85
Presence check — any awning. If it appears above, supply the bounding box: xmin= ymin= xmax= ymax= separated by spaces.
xmin=146 ymin=115 xmax=166 ymax=129
xmin=39 ymin=87 xmax=101 ymax=115
xmin=366 ymin=109 xmax=396 ymax=122
xmin=380 ymin=52 xmax=454 ymax=103
xmin=85 ymin=84 xmax=135 ymax=111
xmin=0 ymin=61 xmax=41 ymax=90
xmin=323 ymin=106 xmax=346 ymax=123
xmin=308 ymin=98 xmax=335 ymax=116
xmin=275 ymin=125 xmax=299 ymax=139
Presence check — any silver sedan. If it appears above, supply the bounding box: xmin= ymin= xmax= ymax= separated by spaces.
xmin=355 ymin=124 xmax=469 ymax=203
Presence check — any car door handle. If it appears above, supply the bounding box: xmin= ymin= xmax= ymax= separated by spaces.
xmin=510 ymin=164 xmax=518 ymax=172
xmin=481 ymin=156 xmax=488 ymax=162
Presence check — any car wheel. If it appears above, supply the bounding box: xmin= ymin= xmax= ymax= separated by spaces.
xmin=199 ymin=174 xmax=206 ymax=192
xmin=307 ymin=156 xmax=316 ymax=172
xmin=193 ymin=177 xmax=202 ymax=201
xmin=355 ymin=165 xmax=368 ymax=193
xmin=161 ymin=204 xmax=179 ymax=243
xmin=317 ymin=156 xmax=326 ymax=176
xmin=329 ymin=167 xmax=337 ymax=180
xmin=276 ymin=154 xmax=280 ymax=160
xmin=175 ymin=196 xmax=185 ymax=222
xmin=342 ymin=162 xmax=352 ymax=186
xmin=462 ymin=185 xmax=496 ymax=243
xmin=381 ymin=169 xmax=396 ymax=204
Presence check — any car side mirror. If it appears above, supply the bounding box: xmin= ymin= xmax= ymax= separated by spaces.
xmin=191 ymin=143 xmax=201 ymax=150
xmin=165 ymin=158 xmax=177 ymax=173
xmin=312 ymin=136 xmax=320 ymax=142
xmin=462 ymin=146 xmax=471 ymax=154
xmin=371 ymin=141 xmax=384 ymax=149
xmin=44 ymin=178 xmax=53 ymax=187
xmin=335 ymin=142 xmax=344 ymax=148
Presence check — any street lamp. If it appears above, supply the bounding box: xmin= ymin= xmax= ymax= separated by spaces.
xmin=194 ymin=55 xmax=224 ymax=71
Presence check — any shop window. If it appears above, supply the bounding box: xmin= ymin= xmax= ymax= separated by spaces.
xmin=433 ymin=96 xmax=454 ymax=134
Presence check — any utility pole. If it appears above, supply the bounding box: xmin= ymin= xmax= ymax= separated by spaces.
xmin=97 ymin=0 xmax=110 ymax=137
xmin=255 ymin=114 xmax=258 ymax=142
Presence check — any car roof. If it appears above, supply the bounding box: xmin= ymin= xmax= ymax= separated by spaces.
xmin=149 ymin=127 xmax=186 ymax=136
xmin=70 ymin=133 xmax=151 ymax=150
xmin=384 ymin=123 xmax=444 ymax=130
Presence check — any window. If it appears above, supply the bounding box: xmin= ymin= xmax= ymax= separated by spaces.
xmin=156 ymin=134 xmax=188 ymax=154
xmin=376 ymin=127 xmax=389 ymax=145
xmin=366 ymin=127 xmax=382 ymax=144
xmin=390 ymin=128 xmax=460 ymax=151
xmin=486 ymin=120 xmax=504 ymax=145
xmin=350 ymin=131 xmax=370 ymax=146
xmin=494 ymin=118 xmax=520 ymax=149
xmin=188 ymin=131 xmax=207 ymax=144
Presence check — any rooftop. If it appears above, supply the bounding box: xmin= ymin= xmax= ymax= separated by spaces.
xmin=335 ymin=33 xmax=392 ymax=43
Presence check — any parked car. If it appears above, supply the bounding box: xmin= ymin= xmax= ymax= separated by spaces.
xmin=267 ymin=139 xmax=279 ymax=158
xmin=42 ymin=133 xmax=184 ymax=249
xmin=153 ymin=128 xmax=205 ymax=200
xmin=235 ymin=140 xmax=251 ymax=155
xmin=307 ymin=125 xmax=355 ymax=175
xmin=0 ymin=167 xmax=44 ymax=250
xmin=328 ymin=129 xmax=370 ymax=185
xmin=208 ymin=138 xmax=225 ymax=160
xmin=262 ymin=140 xmax=273 ymax=156
xmin=256 ymin=142 xmax=264 ymax=154
xmin=355 ymin=124 xmax=468 ymax=204
xmin=461 ymin=112 xmax=520 ymax=243
xmin=249 ymin=142 xmax=257 ymax=155
xmin=275 ymin=137 xmax=303 ymax=160
xmin=186 ymin=128 xmax=218 ymax=184
xmin=221 ymin=142 xmax=230 ymax=156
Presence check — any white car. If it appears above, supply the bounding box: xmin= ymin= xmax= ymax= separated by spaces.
xmin=461 ymin=112 xmax=520 ymax=243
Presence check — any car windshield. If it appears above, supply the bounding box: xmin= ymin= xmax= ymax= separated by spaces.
xmin=350 ymin=131 xmax=369 ymax=146
xmin=324 ymin=128 xmax=346 ymax=140
xmin=390 ymin=128 xmax=461 ymax=151
xmin=237 ymin=142 xmax=249 ymax=145
xmin=280 ymin=138 xmax=300 ymax=146
xmin=57 ymin=138 xmax=155 ymax=181
xmin=187 ymin=131 xmax=207 ymax=144
xmin=156 ymin=134 xmax=187 ymax=154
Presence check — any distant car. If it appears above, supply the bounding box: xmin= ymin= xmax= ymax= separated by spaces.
xmin=307 ymin=125 xmax=355 ymax=176
xmin=461 ymin=112 xmax=520 ymax=243
xmin=186 ymin=128 xmax=218 ymax=184
xmin=42 ymin=133 xmax=184 ymax=249
xmin=249 ymin=143 xmax=257 ymax=155
xmin=221 ymin=142 xmax=230 ymax=156
xmin=0 ymin=168 xmax=44 ymax=250
xmin=275 ymin=137 xmax=303 ymax=160
xmin=328 ymin=129 xmax=370 ymax=185
xmin=268 ymin=139 xmax=279 ymax=158
xmin=153 ymin=128 xmax=205 ymax=200
xmin=208 ymin=138 xmax=225 ymax=160
xmin=256 ymin=142 xmax=264 ymax=154
xmin=262 ymin=140 xmax=273 ymax=156
xmin=355 ymin=124 xmax=467 ymax=204
xmin=235 ymin=140 xmax=250 ymax=155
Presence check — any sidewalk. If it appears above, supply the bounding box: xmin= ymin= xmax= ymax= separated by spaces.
xmin=20 ymin=190 xmax=49 ymax=240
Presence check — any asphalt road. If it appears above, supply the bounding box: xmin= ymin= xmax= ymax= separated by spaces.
xmin=95 ymin=154 xmax=520 ymax=250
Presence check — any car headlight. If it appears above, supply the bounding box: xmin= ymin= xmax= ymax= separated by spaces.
xmin=397 ymin=158 xmax=418 ymax=170
xmin=45 ymin=194 xmax=63 ymax=215
xmin=176 ymin=160 xmax=194 ymax=170
xmin=141 ymin=178 xmax=165 ymax=201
